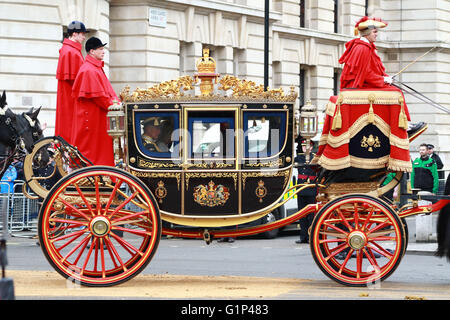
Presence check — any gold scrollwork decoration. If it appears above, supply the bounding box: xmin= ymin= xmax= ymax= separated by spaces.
xmin=185 ymin=172 xmax=238 ymax=190
xmin=129 ymin=170 xmax=181 ymax=190
xmin=241 ymin=169 xmax=291 ymax=190
xmin=137 ymin=157 xmax=179 ymax=169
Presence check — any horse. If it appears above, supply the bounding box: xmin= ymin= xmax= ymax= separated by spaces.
xmin=0 ymin=90 xmax=45 ymax=177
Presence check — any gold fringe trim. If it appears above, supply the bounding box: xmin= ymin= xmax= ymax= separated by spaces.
xmin=388 ymin=158 xmax=412 ymax=172
xmin=339 ymin=90 xmax=404 ymax=105
xmin=316 ymin=154 xmax=412 ymax=172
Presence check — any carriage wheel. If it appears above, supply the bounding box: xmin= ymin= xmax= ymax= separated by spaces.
xmin=38 ymin=166 xmax=161 ymax=287
xmin=310 ymin=194 xmax=405 ymax=287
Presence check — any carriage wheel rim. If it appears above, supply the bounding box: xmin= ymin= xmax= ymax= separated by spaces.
xmin=311 ymin=196 xmax=404 ymax=286
xmin=39 ymin=167 xmax=160 ymax=286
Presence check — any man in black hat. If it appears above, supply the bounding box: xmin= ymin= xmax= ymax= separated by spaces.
xmin=294 ymin=137 xmax=317 ymax=244
xmin=427 ymin=144 xmax=444 ymax=180
xmin=55 ymin=21 xmax=88 ymax=144
xmin=71 ymin=37 xmax=119 ymax=166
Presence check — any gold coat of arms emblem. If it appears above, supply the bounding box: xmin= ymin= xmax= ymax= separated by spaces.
xmin=193 ymin=180 xmax=230 ymax=207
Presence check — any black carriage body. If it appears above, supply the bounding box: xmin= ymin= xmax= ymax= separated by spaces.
xmin=124 ymin=100 xmax=294 ymax=226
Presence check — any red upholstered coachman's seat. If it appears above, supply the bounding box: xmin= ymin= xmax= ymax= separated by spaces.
xmin=312 ymin=87 xmax=412 ymax=176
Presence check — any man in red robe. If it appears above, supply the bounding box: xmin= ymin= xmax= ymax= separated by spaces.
xmin=339 ymin=17 xmax=392 ymax=90
xmin=71 ymin=37 xmax=119 ymax=166
xmin=55 ymin=21 xmax=87 ymax=144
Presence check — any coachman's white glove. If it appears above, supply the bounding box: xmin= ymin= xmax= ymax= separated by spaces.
xmin=384 ymin=76 xmax=393 ymax=84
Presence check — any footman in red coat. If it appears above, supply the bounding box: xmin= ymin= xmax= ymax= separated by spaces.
xmin=71 ymin=37 xmax=119 ymax=166
xmin=55 ymin=21 xmax=88 ymax=144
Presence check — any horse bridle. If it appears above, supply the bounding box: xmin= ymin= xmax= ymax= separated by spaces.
xmin=0 ymin=106 xmax=43 ymax=174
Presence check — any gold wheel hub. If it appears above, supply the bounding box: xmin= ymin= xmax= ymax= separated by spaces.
xmin=348 ymin=231 xmax=367 ymax=250
xmin=90 ymin=216 xmax=111 ymax=237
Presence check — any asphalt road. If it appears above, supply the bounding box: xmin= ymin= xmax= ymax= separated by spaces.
xmin=3 ymin=232 xmax=450 ymax=300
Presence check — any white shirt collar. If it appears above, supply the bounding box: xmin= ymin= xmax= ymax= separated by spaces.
xmin=360 ymin=37 xmax=370 ymax=44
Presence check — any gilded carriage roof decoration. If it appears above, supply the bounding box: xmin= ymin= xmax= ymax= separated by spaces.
xmin=120 ymin=49 xmax=298 ymax=103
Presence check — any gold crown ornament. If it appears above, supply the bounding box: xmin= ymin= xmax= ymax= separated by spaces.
xmin=194 ymin=48 xmax=220 ymax=96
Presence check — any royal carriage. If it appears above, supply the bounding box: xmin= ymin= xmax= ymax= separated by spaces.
xmin=19 ymin=49 xmax=449 ymax=287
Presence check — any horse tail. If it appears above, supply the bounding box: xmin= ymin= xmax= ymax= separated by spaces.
xmin=436 ymin=174 xmax=450 ymax=261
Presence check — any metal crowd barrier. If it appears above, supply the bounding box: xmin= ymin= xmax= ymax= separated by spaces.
xmin=0 ymin=180 xmax=40 ymax=235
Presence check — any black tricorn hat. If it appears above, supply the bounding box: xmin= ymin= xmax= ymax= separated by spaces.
xmin=85 ymin=37 xmax=107 ymax=52
xmin=67 ymin=21 xmax=88 ymax=34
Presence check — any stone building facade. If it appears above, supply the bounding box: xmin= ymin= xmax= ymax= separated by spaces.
xmin=0 ymin=0 xmax=449 ymax=168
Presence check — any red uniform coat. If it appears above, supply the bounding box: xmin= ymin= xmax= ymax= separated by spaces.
xmin=339 ymin=38 xmax=388 ymax=90
xmin=71 ymin=55 xmax=118 ymax=166
xmin=55 ymin=39 xmax=84 ymax=144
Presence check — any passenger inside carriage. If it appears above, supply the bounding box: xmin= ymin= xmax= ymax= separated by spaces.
xmin=141 ymin=117 xmax=171 ymax=153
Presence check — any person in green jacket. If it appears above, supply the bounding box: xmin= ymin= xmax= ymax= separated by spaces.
xmin=411 ymin=143 xmax=439 ymax=194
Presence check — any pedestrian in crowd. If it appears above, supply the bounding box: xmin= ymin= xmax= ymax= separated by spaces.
xmin=55 ymin=21 xmax=87 ymax=144
xmin=427 ymin=144 xmax=444 ymax=180
xmin=1 ymin=164 xmax=17 ymax=194
xmin=11 ymin=158 xmax=24 ymax=193
xmin=71 ymin=37 xmax=119 ymax=166
xmin=295 ymin=138 xmax=317 ymax=244
xmin=411 ymin=143 xmax=439 ymax=194
xmin=381 ymin=172 xmax=399 ymax=202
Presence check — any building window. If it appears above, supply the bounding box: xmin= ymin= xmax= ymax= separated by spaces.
xmin=365 ymin=0 xmax=369 ymax=16
xmin=333 ymin=68 xmax=341 ymax=95
xmin=299 ymin=68 xmax=306 ymax=107
xmin=299 ymin=0 xmax=305 ymax=28
xmin=334 ymin=0 xmax=339 ymax=33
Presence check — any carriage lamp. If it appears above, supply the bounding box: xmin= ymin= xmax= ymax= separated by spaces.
xmin=107 ymin=100 xmax=125 ymax=165
xmin=299 ymin=100 xmax=318 ymax=163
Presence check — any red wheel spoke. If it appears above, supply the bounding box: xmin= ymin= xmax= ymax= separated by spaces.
xmin=367 ymin=220 xmax=392 ymax=234
xmin=369 ymin=242 xmax=394 ymax=258
xmin=105 ymin=236 xmax=127 ymax=272
xmin=94 ymin=176 xmax=102 ymax=216
xmin=60 ymin=234 xmax=92 ymax=263
xmin=323 ymin=221 xmax=349 ymax=236
xmin=50 ymin=229 xmax=87 ymax=243
xmin=356 ymin=250 xmax=363 ymax=279
xmin=336 ymin=208 xmax=353 ymax=231
xmin=113 ymin=226 xmax=152 ymax=237
xmin=49 ymin=218 xmax=88 ymax=227
xmin=108 ymin=191 xmax=140 ymax=220
xmin=319 ymin=238 xmax=346 ymax=244
xmin=100 ymin=238 xmax=106 ymax=278
xmin=56 ymin=196 xmax=92 ymax=222
xmin=74 ymin=183 xmax=95 ymax=217
xmin=338 ymin=249 xmax=354 ymax=274
xmin=81 ymin=236 xmax=96 ymax=275
xmin=362 ymin=248 xmax=379 ymax=270
xmin=361 ymin=206 xmax=375 ymax=231
xmin=325 ymin=242 xmax=348 ymax=261
xmin=111 ymin=210 xmax=149 ymax=225
xmin=73 ymin=235 xmax=91 ymax=265
xmin=54 ymin=230 xmax=85 ymax=252
xmin=353 ymin=203 xmax=359 ymax=230
xmin=103 ymin=179 xmax=123 ymax=215
xmin=110 ymin=231 xmax=144 ymax=256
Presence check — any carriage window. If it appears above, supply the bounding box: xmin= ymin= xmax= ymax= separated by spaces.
xmin=244 ymin=112 xmax=286 ymax=158
xmin=188 ymin=111 xmax=235 ymax=159
xmin=135 ymin=112 xmax=179 ymax=158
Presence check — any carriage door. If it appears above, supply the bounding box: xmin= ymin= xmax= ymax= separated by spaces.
xmin=182 ymin=106 xmax=239 ymax=216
